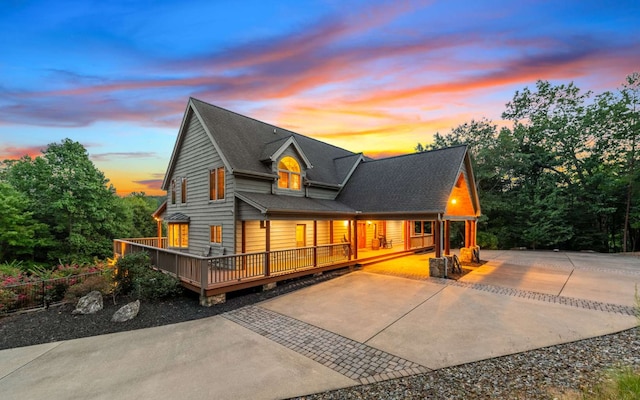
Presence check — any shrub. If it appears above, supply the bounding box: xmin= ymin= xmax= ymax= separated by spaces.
xmin=477 ymin=231 xmax=499 ymax=250
xmin=64 ymin=274 xmax=113 ymax=301
xmin=114 ymin=252 xmax=181 ymax=300
xmin=0 ymin=288 xmax=18 ymax=313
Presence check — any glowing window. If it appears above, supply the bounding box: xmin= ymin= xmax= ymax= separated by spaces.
xmin=168 ymin=223 xmax=189 ymax=248
xmin=278 ymin=156 xmax=301 ymax=190
xmin=209 ymin=167 xmax=225 ymax=201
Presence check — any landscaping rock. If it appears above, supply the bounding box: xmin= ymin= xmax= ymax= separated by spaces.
xmin=111 ymin=300 xmax=140 ymax=322
xmin=72 ymin=290 xmax=103 ymax=315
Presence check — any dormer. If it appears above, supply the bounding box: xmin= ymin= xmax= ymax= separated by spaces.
xmin=261 ymin=136 xmax=313 ymax=196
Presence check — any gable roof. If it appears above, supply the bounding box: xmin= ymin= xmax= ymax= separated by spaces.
xmin=159 ymin=98 xmax=480 ymax=220
xmin=184 ymin=98 xmax=359 ymax=187
xmin=337 ymin=145 xmax=477 ymax=215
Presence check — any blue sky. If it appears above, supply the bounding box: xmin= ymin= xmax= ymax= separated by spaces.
xmin=1 ymin=0 xmax=638 ymax=195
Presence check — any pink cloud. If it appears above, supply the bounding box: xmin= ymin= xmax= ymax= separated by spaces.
xmin=0 ymin=145 xmax=45 ymax=160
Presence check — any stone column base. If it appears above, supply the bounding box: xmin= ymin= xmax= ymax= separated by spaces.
xmin=200 ymin=293 xmax=226 ymax=306
xmin=429 ymin=256 xmax=455 ymax=278
xmin=459 ymin=246 xmax=481 ymax=263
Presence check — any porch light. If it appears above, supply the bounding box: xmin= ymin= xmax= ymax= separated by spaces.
xmin=451 ymin=198 xmax=457 ymax=205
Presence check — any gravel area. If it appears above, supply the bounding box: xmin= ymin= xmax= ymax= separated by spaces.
xmin=292 ymin=327 xmax=640 ymax=400
xmin=2 ymin=266 xmax=638 ymax=399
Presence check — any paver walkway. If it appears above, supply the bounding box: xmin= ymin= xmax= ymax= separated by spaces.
xmin=225 ymin=306 xmax=430 ymax=384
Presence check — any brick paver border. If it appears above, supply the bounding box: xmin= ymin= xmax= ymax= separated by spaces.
xmin=224 ymin=306 xmax=430 ymax=384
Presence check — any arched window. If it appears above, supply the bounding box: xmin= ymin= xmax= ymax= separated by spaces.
xmin=278 ymin=156 xmax=301 ymax=190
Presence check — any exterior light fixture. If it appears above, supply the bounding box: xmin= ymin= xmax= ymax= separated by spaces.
xmin=451 ymin=198 xmax=457 ymax=204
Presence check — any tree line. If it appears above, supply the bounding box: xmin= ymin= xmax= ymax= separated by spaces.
xmin=417 ymin=73 xmax=639 ymax=252
xmin=0 ymin=139 xmax=162 ymax=266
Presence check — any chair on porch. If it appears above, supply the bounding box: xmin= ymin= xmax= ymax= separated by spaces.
xmin=341 ymin=235 xmax=351 ymax=257
xmin=379 ymin=236 xmax=393 ymax=249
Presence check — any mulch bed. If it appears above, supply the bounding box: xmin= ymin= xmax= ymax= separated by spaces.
xmin=0 ymin=268 xmax=351 ymax=350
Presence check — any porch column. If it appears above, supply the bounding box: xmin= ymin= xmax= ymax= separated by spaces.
xmin=434 ymin=219 xmax=442 ymax=258
xmin=241 ymin=221 xmax=247 ymax=270
xmin=444 ymin=220 xmax=450 ymax=256
xmin=464 ymin=220 xmax=471 ymax=248
xmin=471 ymin=220 xmax=477 ymax=247
xmin=313 ymin=220 xmax=318 ymax=267
xmin=348 ymin=221 xmax=352 ymax=260
xmin=265 ymin=220 xmax=271 ymax=276
xmin=353 ymin=220 xmax=358 ymax=260
xmin=241 ymin=221 xmax=246 ymax=253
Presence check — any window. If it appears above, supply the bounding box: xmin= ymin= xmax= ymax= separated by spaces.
xmin=209 ymin=167 xmax=225 ymax=200
xmin=171 ymin=180 xmax=176 ymax=204
xmin=181 ymin=177 xmax=187 ymax=203
xmin=412 ymin=221 xmax=433 ymax=236
xmin=278 ymin=156 xmax=301 ymax=190
xmin=210 ymin=225 xmax=222 ymax=243
xmin=168 ymin=223 xmax=189 ymax=248
xmin=296 ymin=224 xmax=306 ymax=247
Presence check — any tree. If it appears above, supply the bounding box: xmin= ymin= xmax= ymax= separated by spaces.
xmin=117 ymin=193 xmax=161 ymax=238
xmin=417 ymin=75 xmax=639 ymax=252
xmin=3 ymin=139 xmax=125 ymax=263
xmin=0 ymin=182 xmax=51 ymax=262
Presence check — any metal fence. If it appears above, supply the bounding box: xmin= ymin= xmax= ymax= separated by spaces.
xmin=0 ymin=271 xmax=103 ymax=314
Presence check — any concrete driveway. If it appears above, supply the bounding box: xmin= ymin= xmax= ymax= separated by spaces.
xmin=1 ymin=250 xmax=638 ymax=399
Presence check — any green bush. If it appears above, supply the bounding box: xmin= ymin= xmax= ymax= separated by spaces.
xmin=477 ymin=231 xmax=499 ymax=250
xmin=64 ymin=273 xmax=113 ymax=301
xmin=114 ymin=252 xmax=181 ymax=300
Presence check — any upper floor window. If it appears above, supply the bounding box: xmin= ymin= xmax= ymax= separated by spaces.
xmin=181 ymin=177 xmax=187 ymax=203
xmin=209 ymin=167 xmax=225 ymax=201
xmin=171 ymin=179 xmax=176 ymax=204
xmin=278 ymin=156 xmax=301 ymax=190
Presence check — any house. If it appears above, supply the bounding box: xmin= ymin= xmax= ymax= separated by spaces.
xmin=131 ymin=97 xmax=480 ymax=304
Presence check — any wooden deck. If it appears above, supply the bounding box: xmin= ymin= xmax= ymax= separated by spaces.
xmin=113 ymin=238 xmax=432 ymax=300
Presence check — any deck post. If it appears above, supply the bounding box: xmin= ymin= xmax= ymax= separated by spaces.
xmin=199 ymin=258 xmax=207 ymax=300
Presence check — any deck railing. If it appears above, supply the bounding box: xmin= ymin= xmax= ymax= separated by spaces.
xmin=113 ymin=239 xmax=352 ymax=291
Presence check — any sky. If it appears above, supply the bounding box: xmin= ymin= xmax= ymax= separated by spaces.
xmin=1 ymin=0 xmax=639 ymax=196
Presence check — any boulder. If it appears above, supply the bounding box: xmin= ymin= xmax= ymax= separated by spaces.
xmin=111 ymin=300 xmax=140 ymax=323
xmin=72 ymin=290 xmax=103 ymax=315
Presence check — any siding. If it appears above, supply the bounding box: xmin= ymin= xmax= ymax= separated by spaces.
xmin=165 ymin=112 xmax=235 ymax=256
xmin=237 ymin=220 xmax=333 ymax=252
xmin=235 ymin=176 xmax=272 ymax=193
xmin=306 ymin=186 xmax=338 ymax=200
xmin=386 ymin=220 xmax=404 ymax=247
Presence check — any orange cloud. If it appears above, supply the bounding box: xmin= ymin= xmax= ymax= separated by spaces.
xmin=0 ymin=145 xmax=44 ymax=160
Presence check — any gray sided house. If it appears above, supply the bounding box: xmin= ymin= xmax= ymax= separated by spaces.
xmin=156 ymin=98 xmax=481 ymax=262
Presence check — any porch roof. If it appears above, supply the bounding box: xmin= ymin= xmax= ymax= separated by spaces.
xmin=236 ymin=191 xmax=355 ymax=217
xmin=164 ymin=212 xmax=191 ymax=222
